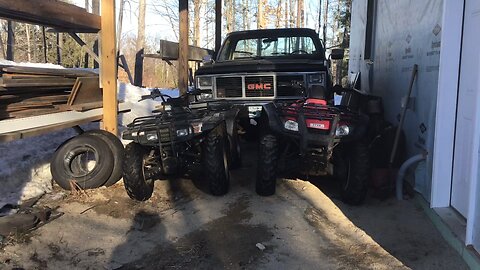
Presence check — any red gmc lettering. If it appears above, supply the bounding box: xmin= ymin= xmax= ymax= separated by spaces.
xmin=247 ymin=83 xmax=272 ymax=90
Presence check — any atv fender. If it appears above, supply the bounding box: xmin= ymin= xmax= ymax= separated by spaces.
xmin=260 ymin=103 xmax=283 ymax=132
xmin=224 ymin=107 xmax=241 ymax=138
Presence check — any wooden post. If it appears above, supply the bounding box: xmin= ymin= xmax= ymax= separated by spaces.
xmin=178 ymin=0 xmax=189 ymax=95
xmin=42 ymin=26 xmax=47 ymax=63
xmin=215 ymin=0 xmax=222 ymax=53
xmin=133 ymin=49 xmax=144 ymax=87
xmin=93 ymin=40 xmax=99 ymax=68
xmin=6 ymin=20 xmax=14 ymax=61
xmin=100 ymin=0 xmax=118 ymax=135
xmin=56 ymin=33 xmax=62 ymax=65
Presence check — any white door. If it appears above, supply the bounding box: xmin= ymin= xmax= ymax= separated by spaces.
xmin=451 ymin=0 xmax=480 ymax=218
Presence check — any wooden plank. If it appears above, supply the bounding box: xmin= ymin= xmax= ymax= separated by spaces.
xmin=0 ymin=0 xmax=101 ymax=33
xmin=57 ymin=101 xmax=103 ymax=112
xmin=67 ymin=79 xmax=82 ymax=105
xmin=100 ymin=0 xmax=118 ymax=135
xmin=0 ymin=66 xmax=98 ymax=77
xmin=69 ymin=77 xmax=102 ymax=105
xmin=0 ymin=103 xmax=130 ymax=142
xmin=178 ymin=0 xmax=189 ymax=95
xmin=155 ymin=40 xmax=213 ymax=61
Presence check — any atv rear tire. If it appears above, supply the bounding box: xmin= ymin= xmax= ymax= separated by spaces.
xmin=83 ymin=130 xmax=125 ymax=187
xmin=340 ymin=142 xmax=370 ymax=205
xmin=51 ymin=134 xmax=114 ymax=190
xmin=256 ymin=134 xmax=278 ymax=196
xmin=123 ymin=142 xmax=154 ymax=201
xmin=202 ymin=123 xmax=230 ymax=196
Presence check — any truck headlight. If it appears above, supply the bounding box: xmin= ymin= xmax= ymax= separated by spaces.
xmin=307 ymin=73 xmax=325 ymax=84
xmin=284 ymin=120 xmax=299 ymax=131
xmin=335 ymin=125 xmax=350 ymax=136
xmin=197 ymin=92 xmax=213 ymax=100
xmin=197 ymin=76 xmax=213 ymax=87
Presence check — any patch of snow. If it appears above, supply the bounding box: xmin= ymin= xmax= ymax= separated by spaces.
xmin=118 ymin=82 xmax=179 ymax=127
xmin=0 ymin=123 xmax=98 ymax=208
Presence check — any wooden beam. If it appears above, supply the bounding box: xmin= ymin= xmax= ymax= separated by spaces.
xmin=150 ymin=40 xmax=213 ymax=61
xmin=6 ymin=20 xmax=14 ymax=61
xmin=178 ymin=0 xmax=189 ymax=95
xmin=0 ymin=0 xmax=101 ymax=33
xmin=68 ymin=32 xmax=100 ymax=63
xmin=100 ymin=0 xmax=118 ymax=135
xmin=215 ymin=0 xmax=222 ymax=53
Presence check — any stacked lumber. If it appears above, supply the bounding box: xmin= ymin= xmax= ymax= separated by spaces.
xmin=0 ymin=65 xmax=100 ymax=120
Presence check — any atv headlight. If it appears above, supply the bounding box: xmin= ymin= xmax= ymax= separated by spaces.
xmin=176 ymin=128 xmax=190 ymax=137
xmin=197 ymin=76 xmax=213 ymax=87
xmin=335 ymin=125 xmax=350 ymax=136
xmin=284 ymin=120 xmax=299 ymax=131
xmin=146 ymin=132 xmax=158 ymax=141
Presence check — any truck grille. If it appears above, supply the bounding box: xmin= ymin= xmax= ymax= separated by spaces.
xmin=277 ymin=75 xmax=305 ymax=97
xmin=216 ymin=77 xmax=242 ymax=98
xmin=245 ymin=76 xmax=274 ymax=97
xmin=213 ymin=73 xmax=315 ymax=99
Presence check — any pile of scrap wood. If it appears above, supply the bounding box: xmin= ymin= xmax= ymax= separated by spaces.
xmin=0 ymin=65 xmax=103 ymax=120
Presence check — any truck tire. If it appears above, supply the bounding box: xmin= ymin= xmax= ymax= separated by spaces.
xmin=256 ymin=134 xmax=278 ymax=196
xmin=82 ymin=130 xmax=125 ymax=186
xmin=51 ymin=134 xmax=114 ymax=190
xmin=123 ymin=142 xmax=154 ymax=201
xmin=202 ymin=123 xmax=230 ymax=196
xmin=340 ymin=142 xmax=370 ymax=205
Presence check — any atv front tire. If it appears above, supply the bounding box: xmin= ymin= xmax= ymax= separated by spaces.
xmin=340 ymin=142 xmax=370 ymax=205
xmin=123 ymin=142 xmax=154 ymax=201
xmin=202 ymin=123 xmax=230 ymax=196
xmin=256 ymin=134 xmax=279 ymax=196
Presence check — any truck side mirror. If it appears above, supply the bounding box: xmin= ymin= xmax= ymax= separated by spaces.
xmin=330 ymin=49 xmax=345 ymax=60
xmin=202 ymin=55 xmax=214 ymax=64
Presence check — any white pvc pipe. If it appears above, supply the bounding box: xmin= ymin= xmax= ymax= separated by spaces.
xmin=396 ymin=153 xmax=427 ymax=200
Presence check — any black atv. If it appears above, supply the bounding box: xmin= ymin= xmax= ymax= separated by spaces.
xmin=256 ymin=86 xmax=371 ymax=205
xmin=121 ymin=89 xmax=241 ymax=201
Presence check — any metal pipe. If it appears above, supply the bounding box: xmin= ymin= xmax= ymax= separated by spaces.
xmin=396 ymin=153 xmax=426 ymax=200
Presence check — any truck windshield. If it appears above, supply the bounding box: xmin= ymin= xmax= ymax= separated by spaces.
xmin=217 ymin=35 xmax=323 ymax=61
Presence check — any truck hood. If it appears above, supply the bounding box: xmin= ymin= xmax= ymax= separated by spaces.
xmin=195 ymin=58 xmax=327 ymax=75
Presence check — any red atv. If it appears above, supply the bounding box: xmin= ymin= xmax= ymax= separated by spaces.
xmin=256 ymin=86 xmax=371 ymax=205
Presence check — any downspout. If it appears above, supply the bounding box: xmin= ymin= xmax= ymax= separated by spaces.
xmin=396 ymin=151 xmax=428 ymax=200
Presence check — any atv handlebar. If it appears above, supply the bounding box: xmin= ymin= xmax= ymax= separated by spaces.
xmin=139 ymin=88 xmax=172 ymax=102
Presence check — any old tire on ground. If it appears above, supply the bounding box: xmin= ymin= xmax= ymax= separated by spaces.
xmin=122 ymin=142 xmax=154 ymax=201
xmin=51 ymin=134 xmax=114 ymax=190
xmin=340 ymin=142 xmax=370 ymax=205
xmin=228 ymin=120 xmax=242 ymax=169
xmin=256 ymin=134 xmax=278 ymax=196
xmin=83 ymin=130 xmax=125 ymax=186
xmin=202 ymin=123 xmax=230 ymax=196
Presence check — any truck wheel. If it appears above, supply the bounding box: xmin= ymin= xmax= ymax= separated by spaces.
xmin=202 ymin=123 xmax=230 ymax=196
xmin=228 ymin=120 xmax=242 ymax=169
xmin=51 ymin=134 xmax=114 ymax=190
xmin=256 ymin=134 xmax=278 ymax=196
xmin=83 ymin=130 xmax=125 ymax=187
xmin=340 ymin=142 xmax=370 ymax=205
xmin=123 ymin=142 xmax=154 ymax=201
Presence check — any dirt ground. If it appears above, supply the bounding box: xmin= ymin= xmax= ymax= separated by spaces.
xmin=0 ymin=144 xmax=469 ymax=270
